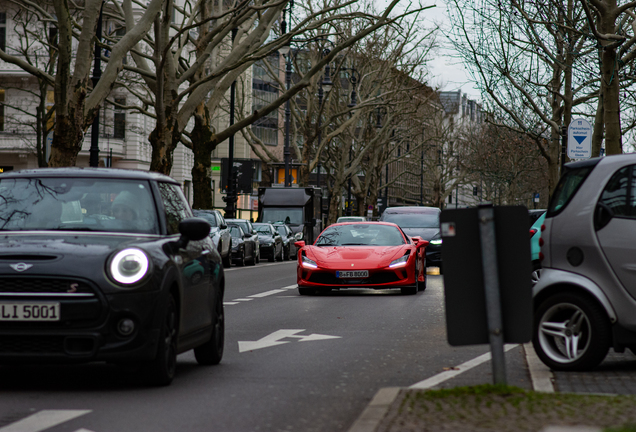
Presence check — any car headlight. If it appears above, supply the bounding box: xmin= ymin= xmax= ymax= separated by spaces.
xmin=389 ymin=255 xmax=409 ymax=268
xmin=294 ymin=232 xmax=303 ymax=240
xmin=430 ymin=239 xmax=442 ymax=245
xmin=302 ymin=255 xmax=318 ymax=269
xmin=109 ymin=248 xmax=150 ymax=285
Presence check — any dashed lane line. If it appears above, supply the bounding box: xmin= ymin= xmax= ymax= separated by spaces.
xmin=224 ymin=284 xmax=297 ymax=305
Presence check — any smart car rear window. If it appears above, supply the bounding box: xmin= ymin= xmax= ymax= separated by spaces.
xmin=547 ymin=164 xmax=595 ymax=217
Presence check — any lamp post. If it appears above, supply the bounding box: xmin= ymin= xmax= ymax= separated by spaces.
xmin=89 ymin=2 xmax=105 ymax=167
xmin=374 ymin=106 xmax=387 ymax=212
xmin=279 ymin=3 xmax=294 ymax=187
xmin=315 ymin=46 xmax=334 ymax=189
xmin=341 ymin=67 xmax=359 ymax=216
xmin=223 ymin=27 xmax=239 ymax=218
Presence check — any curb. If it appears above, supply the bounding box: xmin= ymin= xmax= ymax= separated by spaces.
xmin=347 ymin=387 xmax=401 ymax=432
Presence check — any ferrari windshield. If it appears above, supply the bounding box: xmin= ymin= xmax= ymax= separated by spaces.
xmin=316 ymin=224 xmax=405 ymax=246
xmin=0 ymin=177 xmax=159 ymax=234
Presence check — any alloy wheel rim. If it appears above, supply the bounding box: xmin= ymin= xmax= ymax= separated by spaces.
xmin=538 ymin=302 xmax=591 ymax=364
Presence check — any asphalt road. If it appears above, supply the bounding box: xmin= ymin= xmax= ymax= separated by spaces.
xmin=0 ymin=261 xmax=500 ymax=432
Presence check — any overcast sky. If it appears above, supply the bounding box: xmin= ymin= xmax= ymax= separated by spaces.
xmin=377 ymin=0 xmax=482 ymax=101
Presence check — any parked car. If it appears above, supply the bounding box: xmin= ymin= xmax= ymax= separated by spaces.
xmin=226 ymin=218 xmax=260 ymax=265
xmin=530 ymin=211 xmax=546 ymax=285
xmin=528 ymin=208 xmax=547 ymax=227
xmin=252 ymin=222 xmax=284 ymax=262
xmin=336 ymin=216 xmax=367 ymax=223
xmin=294 ymin=222 xmax=428 ymax=295
xmin=274 ymin=222 xmax=298 ymax=260
xmin=193 ymin=209 xmax=232 ymax=267
xmin=533 ymin=154 xmax=636 ymax=371
xmin=0 ymin=168 xmax=225 ymax=386
xmin=229 ymin=225 xmax=259 ymax=266
xmin=379 ymin=206 xmax=442 ymax=272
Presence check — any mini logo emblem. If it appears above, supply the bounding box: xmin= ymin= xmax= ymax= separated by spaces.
xmin=10 ymin=263 xmax=33 ymax=272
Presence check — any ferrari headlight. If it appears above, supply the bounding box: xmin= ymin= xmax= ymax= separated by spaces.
xmin=430 ymin=239 xmax=442 ymax=245
xmin=302 ymin=255 xmax=318 ymax=269
xmin=389 ymin=255 xmax=409 ymax=268
xmin=109 ymin=248 xmax=149 ymax=285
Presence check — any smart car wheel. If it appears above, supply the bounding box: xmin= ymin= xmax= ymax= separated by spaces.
xmin=533 ymin=292 xmax=611 ymax=371
xmin=194 ymin=289 xmax=225 ymax=365
xmin=144 ymin=294 xmax=178 ymax=386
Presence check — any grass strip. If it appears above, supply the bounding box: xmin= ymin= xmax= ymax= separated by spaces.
xmin=375 ymin=384 xmax=636 ymax=432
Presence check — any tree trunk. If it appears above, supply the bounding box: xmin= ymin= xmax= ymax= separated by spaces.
xmin=191 ymin=106 xmax=218 ymax=209
xmin=149 ymin=120 xmax=180 ymax=175
xmin=601 ymin=44 xmax=623 ymax=155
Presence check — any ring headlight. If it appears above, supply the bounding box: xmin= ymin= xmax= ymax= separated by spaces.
xmin=110 ymin=248 xmax=150 ymax=285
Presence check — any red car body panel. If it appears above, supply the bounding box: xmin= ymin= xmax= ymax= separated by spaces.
xmin=296 ymin=222 xmax=426 ymax=290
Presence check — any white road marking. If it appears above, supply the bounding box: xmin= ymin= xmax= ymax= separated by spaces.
xmin=223 ymin=302 xmax=239 ymax=305
xmin=74 ymin=429 xmax=96 ymax=432
xmin=523 ymin=342 xmax=555 ymax=392
xmin=0 ymin=410 xmax=91 ymax=432
xmin=409 ymin=344 xmax=519 ymax=389
xmin=238 ymin=329 xmax=341 ymax=353
xmin=232 ymin=298 xmax=254 ymax=302
xmin=249 ymin=289 xmax=286 ymax=298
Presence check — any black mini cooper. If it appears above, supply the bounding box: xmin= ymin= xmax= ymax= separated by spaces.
xmin=0 ymin=168 xmax=225 ymax=385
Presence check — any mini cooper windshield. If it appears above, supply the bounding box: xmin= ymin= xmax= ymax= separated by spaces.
xmin=0 ymin=178 xmax=160 ymax=234
xmin=316 ymin=224 xmax=405 ymax=247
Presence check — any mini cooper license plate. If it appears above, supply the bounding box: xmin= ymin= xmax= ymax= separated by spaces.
xmin=336 ymin=270 xmax=369 ymax=278
xmin=0 ymin=302 xmax=61 ymax=321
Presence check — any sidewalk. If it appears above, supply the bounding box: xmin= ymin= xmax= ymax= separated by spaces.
xmin=348 ymin=345 xmax=636 ymax=432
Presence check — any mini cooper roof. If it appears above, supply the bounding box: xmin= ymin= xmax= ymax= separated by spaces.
xmin=0 ymin=167 xmax=179 ymax=184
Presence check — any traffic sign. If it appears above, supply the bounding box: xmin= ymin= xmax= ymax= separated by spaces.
xmin=567 ymin=118 xmax=592 ymax=160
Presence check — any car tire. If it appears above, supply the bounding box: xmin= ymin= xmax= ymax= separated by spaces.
xmin=255 ymin=252 xmax=260 ymax=264
xmin=237 ymin=249 xmax=245 ymax=266
xmin=247 ymin=248 xmax=256 ymax=266
xmin=268 ymin=252 xmax=275 ymax=262
xmin=144 ymin=295 xmax=178 ymax=386
xmin=401 ymin=285 xmax=417 ymax=295
xmin=222 ymin=241 xmax=232 ymax=268
xmin=418 ymin=258 xmax=427 ymax=292
xmin=298 ymin=287 xmax=316 ymax=295
xmin=533 ymin=292 xmax=611 ymax=371
xmin=284 ymin=245 xmax=290 ymax=261
xmin=194 ymin=290 xmax=224 ymax=365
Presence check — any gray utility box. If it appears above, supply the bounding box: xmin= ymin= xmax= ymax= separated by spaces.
xmin=441 ymin=206 xmax=533 ymax=346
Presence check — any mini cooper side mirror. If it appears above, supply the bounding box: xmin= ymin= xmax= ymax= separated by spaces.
xmin=173 ymin=218 xmax=211 ymax=250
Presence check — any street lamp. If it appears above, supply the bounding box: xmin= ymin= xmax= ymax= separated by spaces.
xmin=316 ymin=45 xmax=334 ymax=190
xmin=341 ymin=67 xmax=359 ymax=215
xmin=223 ymin=27 xmax=239 ymax=218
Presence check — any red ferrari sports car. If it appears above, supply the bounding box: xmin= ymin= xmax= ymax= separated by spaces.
xmin=294 ymin=222 xmax=428 ymax=295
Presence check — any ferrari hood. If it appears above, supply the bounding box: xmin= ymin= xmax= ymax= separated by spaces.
xmin=305 ymin=246 xmax=406 ymax=268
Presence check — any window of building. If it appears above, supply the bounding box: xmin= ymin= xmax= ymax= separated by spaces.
xmin=0 ymin=13 xmax=6 ymax=52
xmin=113 ymin=98 xmax=126 ymax=139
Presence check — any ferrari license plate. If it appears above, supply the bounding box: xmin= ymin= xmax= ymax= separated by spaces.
xmin=0 ymin=302 xmax=60 ymax=321
xmin=336 ymin=270 xmax=369 ymax=278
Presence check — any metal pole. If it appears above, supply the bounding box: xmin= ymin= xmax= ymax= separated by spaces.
xmin=224 ymin=28 xmax=238 ymax=218
xmin=420 ymin=150 xmax=424 ymax=206
xmin=89 ymin=3 xmax=104 ymax=168
xmin=477 ymin=203 xmax=507 ymax=385
xmin=385 ymin=164 xmax=389 ymax=209
xmin=317 ymin=81 xmax=323 ymax=188
xmin=561 ymin=125 xmax=567 ymax=175
xmin=284 ymin=53 xmax=292 ymax=187
xmin=347 ymin=146 xmax=352 ymax=216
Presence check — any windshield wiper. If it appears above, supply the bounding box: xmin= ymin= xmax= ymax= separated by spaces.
xmin=340 ymin=243 xmax=367 ymax=246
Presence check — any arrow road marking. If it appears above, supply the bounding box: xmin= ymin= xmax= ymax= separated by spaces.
xmin=0 ymin=410 xmax=91 ymax=432
xmin=238 ymin=329 xmax=341 ymax=353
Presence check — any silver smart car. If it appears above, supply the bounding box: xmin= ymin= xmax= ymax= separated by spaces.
xmin=534 ymin=154 xmax=636 ymax=371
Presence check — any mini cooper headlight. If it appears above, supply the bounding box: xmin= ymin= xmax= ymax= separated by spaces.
xmin=302 ymin=255 xmax=318 ymax=269
xmin=109 ymin=248 xmax=150 ymax=285
xmin=389 ymin=255 xmax=409 ymax=268
xmin=430 ymin=239 xmax=442 ymax=245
